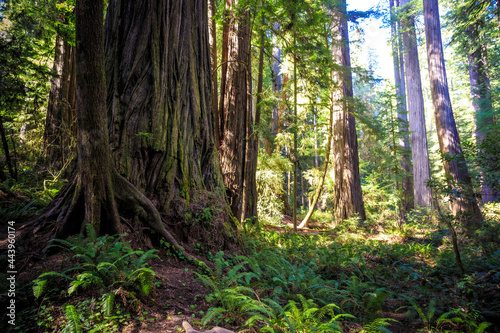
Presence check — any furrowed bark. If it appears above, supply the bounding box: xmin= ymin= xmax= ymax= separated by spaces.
xmin=424 ymin=0 xmax=482 ymax=228
xmin=400 ymin=0 xmax=432 ymax=207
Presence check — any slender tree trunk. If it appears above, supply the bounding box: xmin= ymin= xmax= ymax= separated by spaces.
xmin=0 ymin=158 xmax=6 ymax=181
xmin=332 ymin=0 xmax=366 ymax=224
xmin=219 ymin=0 xmax=256 ymax=221
xmin=391 ymin=0 xmax=413 ymax=215
xmin=400 ymin=0 xmax=432 ymax=207
xmin=271 ymin=30 xmax=282 ymax=137
xmin=292 ymin=32 xmax=298 ymax=232
xmin=314 ymin=113 xmax=319 ymax=168
xmin=218 ymin=0 xmax=231 ymax=148
xmin=44 ymin=29 xmax=77 ymax=170
xmin=208 ymin=0 xmax=219 ymax=149
xmin=466 ymin=28 xmax=497 ymax=203
xmin=247 ymin=20 xmax=265 ymax=221
xmin=240 ymin=12 xmax=258 ymax=222
xmin=424 ymin=0 xmax=482 ymax=228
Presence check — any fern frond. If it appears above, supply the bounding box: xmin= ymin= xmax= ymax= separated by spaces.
xmin=201 ymin=307 xmax=227 ymax=325
xmin=407 ymin=297 xmax=428 ymax=324
xmin=68 ymin=280 xmax=88 ymax=295
xmin=32 ymin=279 xmax=47 ymax=299
xmin=426 ymin=298 xmax=437 ymax=322
xmin=137 ymin=269 xmax=154 ymax=295
xmin=62 ymin=304 xmax=83 ymax=333
xmin=360 ymin=317 xmax=398 ymax=333
xmin=101 ymin=292 xmax=115 ymax=316
xmin=475 ymin=321 xmax=491 ymax=333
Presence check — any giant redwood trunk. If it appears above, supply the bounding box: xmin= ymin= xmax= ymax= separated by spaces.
xmin=219 ymin=0 xmax=257 ymax=222
xmin=332 ymin=1 xmax=366 ymax=224
xmin=43 ymin=29 xmax=76 ymax=171
xmin=400 ymin=0 xmax=432 ymax=207
xmin=424 ymin=0 xmax=482 ymax=227
xmin=105 ymin=0 xmax=223 ymax=208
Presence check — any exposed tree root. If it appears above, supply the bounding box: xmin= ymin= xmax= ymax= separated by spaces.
xmin=111 ymin=173 xmax=207 ymax=267
xmin=23 ymin=172 xmax=208 ymax=267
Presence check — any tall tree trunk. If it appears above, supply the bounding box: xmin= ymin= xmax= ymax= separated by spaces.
xmin=75 ymin=0 xmax=119 ymax=235
xmin=208 ymin=0 xmax=219 ymax=149
xmin=219 ymin=0 xmax=256 ymax=221
xmin=314 ymin=113 xmax=319 ymax=168
xmin=391 ymin=0 xmax=413 ymax=215
xmin=424 ymin=0 xmax=482 ymax=227
xmin=218 ymin=0 xmax=231 ymax=148
xmin=43 ymin=29 xmax=77 ymax=171
xmin=332 ymin=0 xmax=366 ymax=224
xmin=400 ymin=0 xmax=432 ymax=207
xmin=292 ymin=32 xmax=298 ymax=232
xmin=271 ymin=30 xmax=282 ymax=137
xmin=105 ymin=0 xmax=226 ymax=206
xmin=247 ymin=20 xmax=265 ymax=221
xmin=466 ymin=28 xmax=497 ymax=203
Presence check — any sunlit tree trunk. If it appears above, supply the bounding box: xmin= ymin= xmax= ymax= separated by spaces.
xmin=292 ymin=32 xmax=298 ymax=232
xmin=332 ymin=0 xmax=366 ymax=224
xmin=271 ymin=33 xmax=282 ymax=137
xmin=466 ymin=27 xmax=497 ymax=203
xmin=390 ymin=0 xmax=413 ymax=215
xmin=208 ymin=0 xmax=219 ymax=148
xmin=105 ymin=0 xmax=227 ymax=207
xmin=424 ymin=0 xmax=482 ymax=227
xmin=219 ymin=0 xmax=257 ymax=221
xmin=400 ymin=0 xmax=432 ymax=207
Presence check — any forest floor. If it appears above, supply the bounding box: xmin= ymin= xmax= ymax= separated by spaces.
xmin=0 ymin=226 xmax=411 ymax=333
xmin=1 ymin=209 xmax=499 ymax=333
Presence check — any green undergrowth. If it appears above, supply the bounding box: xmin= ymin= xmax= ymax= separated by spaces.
xmin=196 ymin=214 xmax=500 ymax=332
xmin=29 ymin=225 xmax=159 ymax=333
xmin=0 ymin=170 xmax=65 ymax=223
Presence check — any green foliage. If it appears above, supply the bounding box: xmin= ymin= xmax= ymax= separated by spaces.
xmin=34 ymin=226 xmax=158 ymax=298
xmin=32 ymin=224 xmax=158 ymax=332
xmin=257 ymin=150 xmax=291 ymax=225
